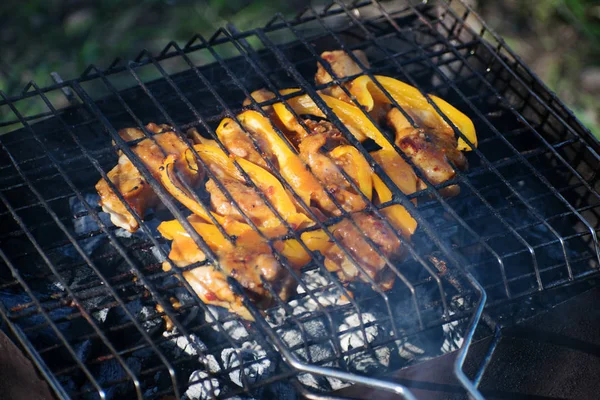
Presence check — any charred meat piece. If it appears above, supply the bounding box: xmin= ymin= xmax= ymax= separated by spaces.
xmin=162 ymin=224 xmax=295 ymax=320
xmin=95 ymin=123 xmax=204 ymax=232
xmin=324 ymin=212 xmax=402 ymax=290
xmin=205 ymin=178 xmax=278 ymax=229
xmin=387 ymin=108 xmax=467 ymax=196
xmin=297 ymin=120 xmax=366 ymax=215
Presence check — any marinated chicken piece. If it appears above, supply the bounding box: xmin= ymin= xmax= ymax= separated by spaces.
xmin=96 ymin=123 xmax=204 ymax=232
xmin=216 ymin=118 xmax=275 ymax=169
xmin=297 ymin=120 xmax=366 ymax=215
xmin=289 ymin=119 xmax=347 ymax=149
xmin=205 ymin=178 xmax=278 ymax=228
xmin=316 ymin=50 xmax=370 ymax=102
xmin=324 ymin=212 xmax=402 ymax=290
xmin=162 ymin=224 xmax=295 ymax=320
xmin=387 ymin=108 xmax=467 ymax=196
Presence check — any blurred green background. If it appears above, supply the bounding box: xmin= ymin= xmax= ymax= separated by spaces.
xmin=0 ymin=0 xmax=598 ymax=136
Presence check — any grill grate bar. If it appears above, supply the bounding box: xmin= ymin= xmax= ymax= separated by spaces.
xmin=0 ymin=88 xmax=185 ymax=399
xmin=432 ymin=3 xmax=600 ymax=261
xmin=374 ymin=1 xmax=575 ymax=287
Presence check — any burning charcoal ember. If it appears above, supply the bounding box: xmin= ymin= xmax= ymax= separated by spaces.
xmin=69 ymin=194 xmax=113 ymax=254
xmin=281 ymin=317 xmax=336 ymax=364
xmin=81 ymin=356 xmax=142 ymax=400
xmin=338 ymin=313 xmax=380 ymax=351
xmin=221 ymin=341 xmax=274 ymax=387
xmin=184 ymin=355 xmax=222 ymax=400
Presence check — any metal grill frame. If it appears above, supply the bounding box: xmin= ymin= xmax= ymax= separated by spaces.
xmin=0 ymin=0 xmax=598 ymax=399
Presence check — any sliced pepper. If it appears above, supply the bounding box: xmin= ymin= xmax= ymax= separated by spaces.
xmin=350 ymin=75 xmax=477 ymax=151
xmin=329 ymin=145 xmax=373 ymax=200
xmin=159 ymin=215 xmax=333 ymax=270
xmin=186 ymin=144 xmax=314 ymax=230
xmin=237 ymin=110 xmax=333 ymax=210
xmin=279 ymin=229 xmax=334 ymax=268
xmin=321 ymin=94 xmax=393 ymax=150
xmin=158 ymin=215 xmax=232 ymax=252
xmin=372 ymin=174 xmax=417 ymax=237
xmin=370 ymin=149 xmax=417 ymax=197
xmin=272 ymin=89 xmax=377 ymax=146
xmin=272 ymin=89 xmax=326 ymax=135
xmin=158 ymin=154 xmax=253 ymax=237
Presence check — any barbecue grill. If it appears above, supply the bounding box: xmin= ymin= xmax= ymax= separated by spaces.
xmin=0 ymin=0 xmax=599 ymax=399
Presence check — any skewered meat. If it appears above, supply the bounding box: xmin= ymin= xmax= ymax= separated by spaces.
xmin=95 ymin=123 xmax=204 ymax=232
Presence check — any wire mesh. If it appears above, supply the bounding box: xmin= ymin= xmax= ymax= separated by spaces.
xmin=0 ymin=0 xmax=598 ymax=399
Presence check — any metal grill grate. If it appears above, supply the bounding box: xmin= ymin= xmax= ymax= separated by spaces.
xmin=0 ymin=0 xmax=599 ymax=399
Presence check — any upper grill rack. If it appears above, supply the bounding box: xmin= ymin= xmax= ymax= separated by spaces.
xmin=0 ymin=0 xmax=598 ymax=399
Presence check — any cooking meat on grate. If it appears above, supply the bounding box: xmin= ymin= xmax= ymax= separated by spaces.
xmin=215 ymin=117 xmax=276 ymax=169
xmin=96 ymin=49 xmax=476 ymax=320
xmin=205 ymin=178 xmax=280 ymax=228
xmin=387 ymin=108 xmax=467 ymax=196
xmin=159 ymin=217 xmax=296 ymax=320
xmin=314 ymin=50 xmax=475 ymax=196
xmin=95 ymin=123 xmax=204 ymax=232
xmin=324 ymin=212 xmax=402 ymax=290
xmin=315 ymin=49 xmax=370 ymax=103
xmin=297 ymin=120 xmax=368 ymax=215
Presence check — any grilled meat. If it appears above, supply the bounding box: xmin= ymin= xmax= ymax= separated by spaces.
xmin=216 ymin=118 xmax=275 ymax=169
xmin=316 ymin=50 xmax=370 ymax=102
xmin=162 ymin=220 xmax=295 ymax=320
xmin=289 ymin=119 xmax=347 ymax=149
xmin=297 ymin=121 xmax=366 ymax=214
xmin=131 ymin=49 xmax=476 ymax=319
xmin=205 ymin=178 xmax=278 ymax=229
xmin=315 ymin=50 xmax=391 ymax=122
xmin=387 ymin=108 xmax=467 ymax=196
xmin=324 ymin=212 xmax=402 ymax=290
xmin=96 ymin=123 xmax=203 ymax=232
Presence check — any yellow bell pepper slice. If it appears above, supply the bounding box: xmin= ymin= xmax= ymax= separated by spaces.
xmin=186 ymin=144 xmax=314 ymax=230
xmin=158 ymin=216 xmax=232 ymax=252
xmin=237 ymin=110 xmax=331 ymax=209
xmin=159 ymin=215 xmax=333 ymax=270
xmin=329 ymin=145 xmax=372 ymax=200
xmin=370 ymin=149 xmax=417 ymax=197
xmin=272 ymin=89 xmax=324 ymax=132
xmin=158 ymin=154 xmax=252 ymax=236
xmin=279 ymin=229 xmax=334 ymax=268
xmin=372 ymin=174 xmax=417 ymax=237
xmin=350 ymin=75 xmax=477 ymax=151
xmin=273 ymin=89 xmax=386 ymax=148
xmin=321 ymin=94 xmax=393 ymax=150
